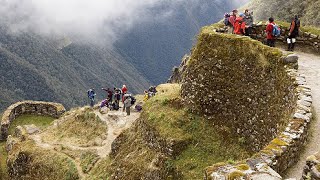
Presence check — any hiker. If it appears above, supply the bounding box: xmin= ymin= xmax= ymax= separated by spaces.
xmin=228 ymin=9 xmax=238 ymax=34
xmin=114 ymin=87 xmax=122 ymax=108
xmin=100 ymin=99 xmax=109 ymax=109
xmin=87 ymin=88 xmax=96 ymax=107
xmin=123 ymin=95 xmax=132 ymax=116
xmin=144 ymin=90 xmax=149 ymax=102
xmin=266 ymin=17 xmax=276 ymax=47
xmin=234 ymin=13 xmax=246 ymax=35
xmin=102 ymin=88 xmax=113 ymax=102
xmin=287 ymin=15 xmax=300 ymax=51
xmin=121 ymin=85 xmax=128 ymax=103
xmin=244 ymin=9 xmax=253 ymax=36
xmin=148 ymin=86 xmax=157 ymax=97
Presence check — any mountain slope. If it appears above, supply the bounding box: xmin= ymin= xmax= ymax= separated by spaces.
xmin=0 ymin=26 xmax=150 ymax=111
xmin=247 ymin=0 xmax=320 ymax=26
xmin=114 ymin=0 xmax=245 ymax=84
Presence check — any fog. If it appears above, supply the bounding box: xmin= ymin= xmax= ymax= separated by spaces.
xmin=0 ymin=0 xmax=249 ymax=43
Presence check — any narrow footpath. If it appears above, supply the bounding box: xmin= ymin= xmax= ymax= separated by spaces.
xmin=285 ymin=52 xmax=320 ymax=179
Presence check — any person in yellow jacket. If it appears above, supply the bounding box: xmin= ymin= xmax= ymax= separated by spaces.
xmin=143 ymin=90 xmax=149 ymax=102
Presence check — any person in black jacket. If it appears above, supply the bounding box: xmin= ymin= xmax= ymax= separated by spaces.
xmin=287 ymin=15 xmax=300 ymax=51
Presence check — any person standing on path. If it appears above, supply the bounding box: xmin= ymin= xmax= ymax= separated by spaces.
xmin=287 ymin=15 xmax=300 ymax=51
xmin=266 ymin=17 xmax=276 ymax=47
xmin=123 ymin=95 xmax=132 ymax=116
xmin=87 ymin=88 xmax=96 ymax=108
xmin=244 ymin=9 xmax=253 ymax=36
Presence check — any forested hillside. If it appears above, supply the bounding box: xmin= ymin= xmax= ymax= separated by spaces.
xmin=247 ymin=0 xmax=320 ymax=26
xmin=0 ymin=25 xmax=150 ymax=111
xmin=115 ymin=0 xmax=245 ymax=84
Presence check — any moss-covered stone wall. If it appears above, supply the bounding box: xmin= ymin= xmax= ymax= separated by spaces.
xmin=181 ymin=29 xmax=296 ymax=152
xmin=0 ymin=101 xmax=65 ymax=141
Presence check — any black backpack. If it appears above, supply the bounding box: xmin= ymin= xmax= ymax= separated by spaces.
xmin=130 ymin=96 xmax=136 ymax=105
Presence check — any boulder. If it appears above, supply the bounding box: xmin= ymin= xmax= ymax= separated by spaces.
xmin=283 ymin=54 xmax=299 ymax=64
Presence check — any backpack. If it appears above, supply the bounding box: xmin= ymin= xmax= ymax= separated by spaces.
xmin=130 ymin=96 xmax=136 ymax=105
xmin=272 ymin=24 xmax=281 ymax=37
xmin=224 ymin=13 xmax=231 ymax=26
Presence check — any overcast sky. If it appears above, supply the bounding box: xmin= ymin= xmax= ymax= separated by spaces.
xmin=0 ymin=0 xmax=249 ymax=43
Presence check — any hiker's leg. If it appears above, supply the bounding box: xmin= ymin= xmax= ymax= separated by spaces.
xmin=126 ymin=107 xmax=130 ymax=115
xmin=271 ymin=39 xmax=275 ymax=47
xmin=287 ymin=38 xmax=292 ymax=51
xmin=291 ymin=38 xmax=296 ymax=51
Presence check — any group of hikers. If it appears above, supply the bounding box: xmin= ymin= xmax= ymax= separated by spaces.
xmin=224 ymin=9 xmax=300 ymax=51
xmin=87 ymin=85 xmax=157 ymax=116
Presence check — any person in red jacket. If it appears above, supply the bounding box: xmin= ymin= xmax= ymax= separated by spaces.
xmin=266 ymin=17 xmax=275 ymax=47
xmin=228 ymin=9 xmax=238 ymax=34
xmin=121 ymin=85 xmax=128 ymax=102
xmin=233 ymin=13 xmax=246 ymax=35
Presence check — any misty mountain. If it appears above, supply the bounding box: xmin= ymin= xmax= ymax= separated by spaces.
xmin=0 ymin=25 xmax=149 ymax=111
xmin=0 ymin=0 xmax=245 ymax=111
xmin=114 ymin=0 xmax=243 ymax=84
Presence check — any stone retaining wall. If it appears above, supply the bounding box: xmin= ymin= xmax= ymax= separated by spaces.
xmin=205 ymin=63 xmax=313 ymax=179
xmin=0 ymin=101 xmax=65 ymax=141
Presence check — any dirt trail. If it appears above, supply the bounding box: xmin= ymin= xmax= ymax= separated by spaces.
xmin=30 ymin=106 xmax=140 ymax=178
xmin=284 ymin=52 xmax=320 ymax=179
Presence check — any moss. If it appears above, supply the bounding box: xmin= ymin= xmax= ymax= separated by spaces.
xmin=271 ymin=138 xmax=288 ymax=146
xmin=228 ymin=170 xmax=245 ymax=180
xmin=316 ymin=164 xmax=320 ymax=172
xmin=80 ymin=151 xmax=100 ymax=174
xmin=86 ymin=157 xmax=111 ymax=180
xmin=236 ymin=164 xmax=250 ymax=171
xmin=206 ymin=162 xmax=227 ymax=174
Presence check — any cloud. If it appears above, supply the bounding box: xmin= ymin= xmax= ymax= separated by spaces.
xmin=0 ymin=0 xmax=247 ymax=44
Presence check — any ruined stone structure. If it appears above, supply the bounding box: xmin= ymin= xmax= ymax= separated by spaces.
xmin=205 ymin=70 xmax=313 ymax=179
xmin=188 ymin=28 xmax=314 ymax=179
xmin=0 ymin=101 xmax=65 ymax=141
xmin=181 ymin=29 xmax=296 ymax=152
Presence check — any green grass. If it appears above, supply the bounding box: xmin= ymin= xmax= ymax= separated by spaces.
xmin=8 ymin=114 xmax=55 ymax=135
xmin=143 ymin=84 xmax=251 ymax=179
xmin=1 ymin=114 xmax=55 ymax=179
xmin=43 ymin=108 xmax=107 ymax=147
xmin=0 ymin=142 xmax=8 ymax=180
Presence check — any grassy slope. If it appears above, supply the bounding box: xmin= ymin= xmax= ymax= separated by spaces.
xmin=143 ymin=84 xmax=251 ymax=178
xmin=42 ymin=108 xmax=108 ymax=147
xmin=0 ymin=114 xmax=55 ymax=180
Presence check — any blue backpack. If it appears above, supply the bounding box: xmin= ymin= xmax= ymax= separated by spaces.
xmin=272 ymin=24 xmax=281 ymax=37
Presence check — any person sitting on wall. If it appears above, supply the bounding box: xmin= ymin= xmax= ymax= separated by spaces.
xmin=234 ymin=13 xmax=246 ymax=35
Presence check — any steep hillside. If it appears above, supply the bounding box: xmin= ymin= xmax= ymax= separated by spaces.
xmin=114 ymin=0 xmax=249 ymax=84
xmin=247 ymin=0 xmax=320 ymax=26
xmin=0 ymin=25 xmax=150 ymax=111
